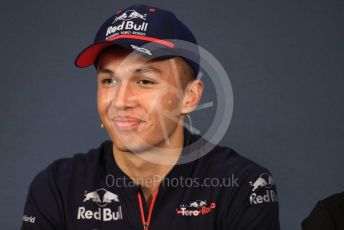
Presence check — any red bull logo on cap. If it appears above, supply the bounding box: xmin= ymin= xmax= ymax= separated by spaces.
xmin=105 ymin=9 xmax=150 ymax=39
xmin=105 ymin=21 xmax=149 ymax=38
xmin=113 ymin=10 xmax=147 ymax=23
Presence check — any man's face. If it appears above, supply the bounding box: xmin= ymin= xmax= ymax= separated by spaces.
xmin=96 ymin=47 xmax=191 ymax=153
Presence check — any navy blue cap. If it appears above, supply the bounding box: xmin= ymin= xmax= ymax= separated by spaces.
xmin=75 ymin=4 xmax=199 ymax=75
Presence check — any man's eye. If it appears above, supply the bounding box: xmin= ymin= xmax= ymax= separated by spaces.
xmin=137 ymin=79 xmax=155 ymax=85
xmin=101 ymin=78 xmax=117 ymax=86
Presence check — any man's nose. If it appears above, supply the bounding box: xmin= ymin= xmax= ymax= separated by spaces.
xmin=112 ymin=82 xmax=138 ymax=109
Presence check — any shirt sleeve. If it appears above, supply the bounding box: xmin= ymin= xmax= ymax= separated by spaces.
xmin=21 ymin=164 xmax=65 ymax=230
xmin=219 ymin=168 xmax=280 ymax=230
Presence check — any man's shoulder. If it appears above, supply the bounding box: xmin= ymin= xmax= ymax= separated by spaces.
xmin=191 ymin=143 xmax=279 ymax=209
xmin=199 ymin=144 xmax=272 ymax=178
xmin=29 ymin=140 xmax=112 ymax=189
xmin=50 ymin=140 xmax=111 ymax=173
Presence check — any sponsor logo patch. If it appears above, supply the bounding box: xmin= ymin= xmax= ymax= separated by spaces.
xmin=248 ymin=173 xmax=278 ymax=205
xmin=105 ymin=9 xmax=150 ymax=41
xmin=77 ymin=188 xmax=123 ymax=222
xmin=22 ymin=215 xmax=35 ymax=224
xmin=113 ymin=10 xmax=147 ymax=23
xmin=105 ymin=21 xmax=149 ymax=39
xmin=176 ymin=200 xmax=216 ymax=216
xmin=130 ymin=44 xmax=152 ymax=55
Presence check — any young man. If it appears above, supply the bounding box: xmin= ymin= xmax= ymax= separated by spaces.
xmin=21 ymin=4 xmax=280 ymax=230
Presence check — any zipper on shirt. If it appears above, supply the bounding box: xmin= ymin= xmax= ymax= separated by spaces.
xmin=137 ymin=189 xmax=159 ymax=230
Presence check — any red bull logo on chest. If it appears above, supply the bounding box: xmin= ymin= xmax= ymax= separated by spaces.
xmin=83 ymin=188 xmax=119 ymax=207
xmin=77 ymin=188 xmax=123 ymax=222
xmin=77 ymin=206 xmax=123 ymax=221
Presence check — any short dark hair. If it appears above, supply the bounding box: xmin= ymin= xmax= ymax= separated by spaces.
xmin=173 ymin=57 xmax=197 ymax=88
xmin=94 ymin=45 xmax=126 ymax=68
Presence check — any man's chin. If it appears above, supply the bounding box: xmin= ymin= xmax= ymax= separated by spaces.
xmin=110 ymin=127 xmax=155 ymax=152
xmin=113 ymin=138 xmax=154 ymax=154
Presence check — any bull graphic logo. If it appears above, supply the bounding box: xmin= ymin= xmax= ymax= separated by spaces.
xmin=188 ymin=200 xmax=207 ymax=209
xmin=103 ymin=191 xmax=120 ymax=204
xmin=83 ymin=191 xmax=101 ymax=203
xmin=249 ymin=173 xmax=274 ymax=192
xmin=113 ymin=10 xmax=147 ymax=23
xmin=83 ymin=188 xmax=120 ymax=207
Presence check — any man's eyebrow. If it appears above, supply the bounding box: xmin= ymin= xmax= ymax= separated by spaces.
xmin=133 ymin=66 xmax=162 ymax=74
xmin=96 ymin=68 xmax=113 ymax=75
xmin=96 ymin=66 xmax=162 ymax=76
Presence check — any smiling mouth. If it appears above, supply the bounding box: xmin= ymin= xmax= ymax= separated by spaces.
xmin=112 ymin=119 xmax=145 ymax=131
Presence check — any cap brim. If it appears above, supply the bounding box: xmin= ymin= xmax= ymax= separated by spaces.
xmin=75 ymin=42 xmax=115 ymax=68
xmin=74 ymin=36 xmax=176 ymax=68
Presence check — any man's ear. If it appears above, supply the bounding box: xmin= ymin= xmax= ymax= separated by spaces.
xmin=181 ymin=80 xmax=204 ymax=114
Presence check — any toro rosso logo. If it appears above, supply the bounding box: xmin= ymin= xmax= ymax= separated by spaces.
xmin=189 ymin=200 xmax=207 ymax=208
xmin=176 ymin=200 xmax=216 ymax=216
xmin=113 ymin=10 xmax=147 ymax=23
xmin=83 ymin=188 xmax=119 ymax=207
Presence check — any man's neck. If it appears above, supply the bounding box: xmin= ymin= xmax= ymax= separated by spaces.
xmin=112 ymin=126 xmax=185 ymax=204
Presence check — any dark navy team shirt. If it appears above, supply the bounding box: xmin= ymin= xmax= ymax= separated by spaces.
xmin=21 ymin=129 xmax=280 ymax=230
